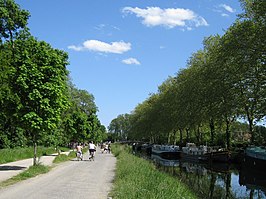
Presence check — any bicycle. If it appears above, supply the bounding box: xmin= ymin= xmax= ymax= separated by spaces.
xmin=89 ymin=149 xmax=95 ymax=161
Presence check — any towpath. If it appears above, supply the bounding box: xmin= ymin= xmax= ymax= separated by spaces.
xmin=0 ymin=149 xmax=116 ymax=199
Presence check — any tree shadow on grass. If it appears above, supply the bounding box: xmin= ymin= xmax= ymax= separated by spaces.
xmin=0 ymin=165 xmax=26 ymax=171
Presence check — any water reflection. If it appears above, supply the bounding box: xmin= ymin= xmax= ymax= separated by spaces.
xmin=151 ymin=155 xmax=266 ymax=199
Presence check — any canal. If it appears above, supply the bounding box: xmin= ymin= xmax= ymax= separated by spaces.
xmin=147 ymin=154 xmax=266 ymax=199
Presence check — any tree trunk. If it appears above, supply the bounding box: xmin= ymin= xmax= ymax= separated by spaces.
xmin=247 ymin=114 xmax=254 ymax=143
xmin=167 ymin=132 xmax=171 ymax=144
xmin=244 ymin=97 xmax=254 ymax=143
xmin=226 ymin=118 xmax=231 ymax=149
xmin=179 ymin=128 xmax=183 ymax=145
xmin=173 ymin=129 xmax=177 ymax=145
xmin=33 ymin=141 xmax=37 ymax=166
xmin=197 ymin=125 xmax=201 ymax=144
xmin=209 ymin=118 xmax=215 ymax=145
xmin=186 ymin=128 xmax=189 ymax=143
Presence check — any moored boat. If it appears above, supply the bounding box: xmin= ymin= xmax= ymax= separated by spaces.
xmin=180 ymin=143 xmax=208 ymax=162
xmin=152 ymin=144 xmax=181 ymax=159
xmin=206 ymin=149 xmax=231 ymax=163
xmin=243 ymin=146 xmax=266 ymax=172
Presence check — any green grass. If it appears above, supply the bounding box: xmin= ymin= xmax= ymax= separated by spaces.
xmin=0 ymin=146 xmax=57 ymax=164
xmin=53 ymin=154 xmax=69 ymax=163
xmin=110 ymin=144 xmax=198 ymax=199
xmin=67 ymin=151 xmax=77 ymax=159
xmin=0 ymin=164 xmax=51 ymax=187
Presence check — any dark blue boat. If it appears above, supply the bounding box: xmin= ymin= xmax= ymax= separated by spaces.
xmin=243 ymin=146 xmax=266 ymax=172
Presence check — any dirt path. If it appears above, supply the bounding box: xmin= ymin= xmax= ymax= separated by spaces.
xmin=0 ymin=150 xmax=116 ymax=199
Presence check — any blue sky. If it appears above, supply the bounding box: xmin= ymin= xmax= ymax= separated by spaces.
xmin=16 ymin=0 xmax=242 ymax=128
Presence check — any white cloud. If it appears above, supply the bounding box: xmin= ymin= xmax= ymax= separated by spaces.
xmin=122 ymin=7 xmax=208 ymax=29
xmin=68 ymin=40 xmax=131 ymax=54
xmin=122 ymin=58 xmax=141 ymax=65
xmin=219 ymin=4 xmax=235 ymax=13
xmin=68 ymin=45 xmax=83 ymax=51
xmin=221 ymin=13 xmax=229 ymax=17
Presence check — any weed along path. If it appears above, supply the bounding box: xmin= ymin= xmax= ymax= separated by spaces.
xmin=0 ymin=150 xmax=116 ymax=199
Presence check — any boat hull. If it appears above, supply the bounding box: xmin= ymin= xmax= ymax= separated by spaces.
xmin=206 ymin=151 xmax=231 ymax=163
xmin=180 ymin=152 xmax=208 ymax=162
xmin=243 ymin=146 xmax=266 ymax=172
xmin=151 ymin=150 xmax=181 ymax=159
xmin=243 ymin=154 xmax=266 ymax=172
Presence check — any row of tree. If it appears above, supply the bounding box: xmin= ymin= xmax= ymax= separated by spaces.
xmin=108 ymin=0 xmax=266 ymax=148
xmin=0 ymin=0 xmax=107 ymax=164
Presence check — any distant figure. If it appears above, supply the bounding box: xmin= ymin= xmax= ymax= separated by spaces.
xmin=104 ymin=143 xmax=109 ymax=153
xmin=101 ymin=143 xmax=105 ymax=153
xmin=76 ymin=143 xmax=83 ymax=161
xmin=103 ymin=142 xmax=111 ymax=153
xmin=107 ymin=143 xmax=111 ymax=153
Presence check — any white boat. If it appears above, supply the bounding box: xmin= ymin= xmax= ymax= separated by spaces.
xmin=151 ymin=144 xmax=181 ymax=159
xmin=181 ymin=143 xmax=208 ymax=162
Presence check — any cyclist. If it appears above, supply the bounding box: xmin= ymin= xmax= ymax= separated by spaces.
xmin=88 ymin=141 xmax=96 ymax=161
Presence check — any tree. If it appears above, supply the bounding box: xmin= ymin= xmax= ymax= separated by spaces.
xmin=220 ymin=20 xmax=266 ymax=143
xmin=60 ymin=83 xmax=103 ymax=144
xmin=108 ymin=114 xmax=131 ymax=140
xmin=0 ymin=0 xmax=30 ymax=45
xmin=0 ymin=0 xmax=30 ymax=148
xmin=11 ymin=35 xmax=69 ymax=165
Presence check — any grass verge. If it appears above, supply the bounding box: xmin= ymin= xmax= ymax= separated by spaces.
xmin=53 ymin=154 xmax=69 ymax=163
xmin=0 ymin=147 xmax=57 ymax=164
xmin=110 ymin=144 xmax=198 ymax=199
xmin=0 ymin=164 xmax=51 ymax=188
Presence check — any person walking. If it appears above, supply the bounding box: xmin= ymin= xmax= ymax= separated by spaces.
xmin=76 ymin=143 xmax=83 ymax=161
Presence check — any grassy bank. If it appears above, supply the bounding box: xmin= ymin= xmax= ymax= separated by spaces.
xmin=110 ymin=144 xmax=198 ymax=199
xmin=0 ymin=147 xmax=71 ymax=164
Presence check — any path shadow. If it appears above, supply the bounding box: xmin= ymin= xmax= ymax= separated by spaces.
xmin=70 ymin=159 xmax=92 ymax=162
xmin=43 ymin=154 xmax=57 ymax=157
xmin=0 ymin=165 xmax=26 ymax=171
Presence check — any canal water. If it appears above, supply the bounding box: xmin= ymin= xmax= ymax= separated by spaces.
xmin=149 ymin=154 xmax=266 ymax=199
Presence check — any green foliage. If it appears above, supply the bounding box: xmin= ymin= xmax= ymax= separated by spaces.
xmin=108 ymin=114 xmax=131 ymax=140
xmin=0 ymin=0 xmax=30 ymax=43
xmin=60 ymin=83 xmax=106 ymax=143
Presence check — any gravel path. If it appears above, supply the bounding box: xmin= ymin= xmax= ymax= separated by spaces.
xmin=0 ymin=150 xmax=116 ymax=199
